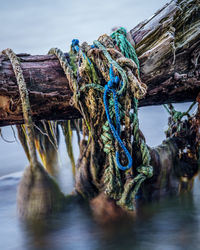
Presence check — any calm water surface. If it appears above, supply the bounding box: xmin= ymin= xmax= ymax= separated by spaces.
xmin=0 ymin=103 xmax=199 ymax=250
xmin=0 ymin=1 xmax=199 ymax=249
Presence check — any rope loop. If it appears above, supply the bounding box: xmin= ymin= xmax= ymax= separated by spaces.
xmin=103 ymin=65 xmax=133 ymax=171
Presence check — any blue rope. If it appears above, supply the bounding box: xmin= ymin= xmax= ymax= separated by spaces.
xmin=71 ymin=39 xmax=80 ymax=53
xmin=103 ymin=65 xmax=133 ymax=171
xmin=71 ymin=39 xmax=91 ymax=65
xmin=71 ymin=38 xmax=132 ymax=171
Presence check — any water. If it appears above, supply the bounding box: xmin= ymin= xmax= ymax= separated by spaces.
xmin=0 ymin=1 xmax=200 ymax=249
xmin=1 ymin=171 xmax=200 ymax=250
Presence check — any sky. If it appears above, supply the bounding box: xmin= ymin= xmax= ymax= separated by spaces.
xmin=0 ymin=0 xmax=169 ymax=54
xmin=0 ymin=0 xmax=177 ymax=176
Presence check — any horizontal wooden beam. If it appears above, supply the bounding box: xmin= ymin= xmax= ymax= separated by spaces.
xmin=0 ymin=0 xmax=199 ymax=126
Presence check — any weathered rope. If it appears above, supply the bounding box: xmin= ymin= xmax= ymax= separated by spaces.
xmin=2 ymin=49 xmax=38 ymax=169
xmin=108 ymin=28 xmax=153 ymax=209
xmin=116 ymin=97 xmax=153 ymax=210
xmin=70 ymin=39 xmax=124 ymax=198
xmin=48 ymin=48 xmax=77 ymax=94
xmin=75 ymin=32 xmax=153 ymax=206
xmin=47 ymin=29 xmax=153 ymax=209
xmin=103 ymin=65 xmax=133 ymax=170
xmin=111 ymin=27 xmax=140 ymax=74
xmin=163 ymin=102 xmax=196 ymax=136
xmin=71 ymin=41 xmax=133 ymax=170
xmin=163 ymin=102 xmax=196 ymax=122
xmin=93 ymin=40 xmax=129 ymax=95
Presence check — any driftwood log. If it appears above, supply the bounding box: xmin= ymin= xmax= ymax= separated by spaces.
xmin=0 ymin=0 xmax=199 ymax=219
xmin=0 ymin=0 xmax=199 ymax=127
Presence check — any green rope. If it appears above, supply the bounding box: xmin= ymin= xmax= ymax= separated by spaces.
xmin=117 ymin=98 xmax=153 ymax=210
xmin=77 ymin=78 xmax=153 ymax=208
xmin=2 ymin=49 xmax=38 ymax=169
xmin=93 ymin=40 xmax=128 ymax=95
xmin=103 ymin=29 xmax=153 ymax=209
xmin=111 ymin=27 xmax=140 ymax=74
xmin=164 ymin=102 xmax=196 ymax=135
xmin=163 ymin=102 xmax=196 ymax=122
xmin=76 ymin=35 xmax=153 ymax=209
xmin=101 ymin=99 xmax=124 ymax=199
xmin=77 ymin=82 xmax=124 ymax=199
xmin=49 ymin=31 xmax=153 ymax=210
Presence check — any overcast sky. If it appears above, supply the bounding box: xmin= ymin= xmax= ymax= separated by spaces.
xmin=0 ymin=0 xmax=169 ymax=54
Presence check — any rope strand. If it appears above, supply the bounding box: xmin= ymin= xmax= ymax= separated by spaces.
xmin=2 ymin=49 xmax=38 ymax=168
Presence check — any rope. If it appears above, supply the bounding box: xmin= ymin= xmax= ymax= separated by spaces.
xmin=71 ymin=39 xmax=80 ymax=53
xmin=116 ymin=98 xmax=153 ymax=210
xmin=93 ymin=40 xmax=128 ymax=95
xmin=103 ymin=65 xmax=132 ymax=170
xmin=48 ymin=48 xmax=77 ymax=93
xmin=75 ymin=63 xmax=133 ymax=171
xmin=70 ymin=40 xmax=97 ymax=141
xmin=71 ymin=39 xmax=92 ymax=65
xmin=163 ymin=102 xmax=196 ymax=136
xmin=2 ymin=49 xmax=38 ymax=168
xmin=49 ymin=30 xmax=153 ymax=209
xmin=163 ymin=102 xmax=196 ymax=122
xmin=70 ymin=33 xmax=153 ymax=204
xmin=111 ymin=27 xmax=140 ymax=74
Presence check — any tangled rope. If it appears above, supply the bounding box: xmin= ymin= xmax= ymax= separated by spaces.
xmin=111 ymin=27 xmax=140 ymax=74
xmin=103 ymin=65 xmax=133 ymax=171
xmin=163 ymin=102 xmax=196 ymax=135
xmin=47 ymin=27 xmax=153 ymax=210
xmin=95 ymin=31 xmax=153 ymax=209
xmin=93 ymin=40 xmax=129 ymax=96
xmin=2 ymin=49 xmax=38 ymax=169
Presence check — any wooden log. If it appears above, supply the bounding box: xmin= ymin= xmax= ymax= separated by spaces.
xmin=0 ymin=54 xmax=81 ymax=126
xmin=132 ymin=0 xmax=200 ymax=106
xmin=0 ymin=0 xmax=199 ymax=126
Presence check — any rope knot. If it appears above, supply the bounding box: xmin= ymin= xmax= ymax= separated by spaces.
xmin=137 ymin=165 xmax=153 ymax=178
xmin=107 ymin=80 xmax=114 ymax=88
xmin=72 ymin=39 xmax=79 ymax=46
xmin=71 ymin=39 xmax=80 ymax=53
xmin=105 ymin=67 xmax=120 ymax=91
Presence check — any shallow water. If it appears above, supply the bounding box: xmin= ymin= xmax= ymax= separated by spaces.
xmin=0 ymin=0 xmax=200 ymax=249
xmin=1 ymin=165 xmax=200 ymax=250
xmin=1 ymin=103 xmax=199 ymax=250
